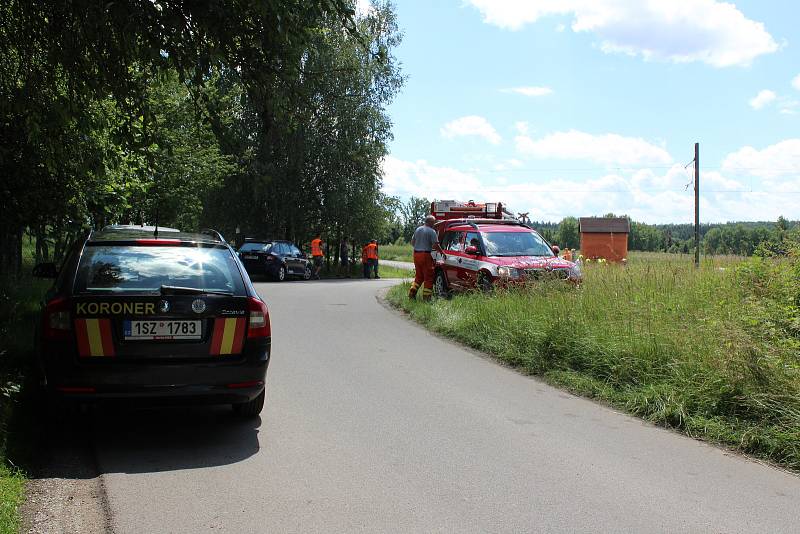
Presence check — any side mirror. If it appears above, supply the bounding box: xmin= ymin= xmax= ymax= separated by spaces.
xmin=465 ymin=245 xmax=479 ymax=255
xmin=551 ymin=245 xmax=560 ymax=256
xmin=33 ymin=262 xmax=58 ymax=279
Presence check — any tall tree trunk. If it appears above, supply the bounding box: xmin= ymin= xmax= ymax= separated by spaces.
xmin=0 ymin=226 xmax=23 ymax=277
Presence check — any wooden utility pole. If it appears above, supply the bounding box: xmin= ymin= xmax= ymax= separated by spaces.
xmin=694 ymin=142 xmax=700 ymax=268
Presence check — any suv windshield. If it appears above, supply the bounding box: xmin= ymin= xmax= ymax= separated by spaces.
xmin=75 ymin=245 xmax=246 ymax=295
xmin=239 ymin=242 xmax=272 ymax=253
xmin=482 ymin=231 xmax=554 ymax=257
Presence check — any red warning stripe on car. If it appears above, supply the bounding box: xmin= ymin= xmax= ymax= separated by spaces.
xmin=210 ymin=318 xmax=246 ymax=355
xmin=75 ymin=319 xmax=115 ymax=357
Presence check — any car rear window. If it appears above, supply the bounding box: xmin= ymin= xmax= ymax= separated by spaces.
xmin=74 ymin=245 xmax=246 ymax=295
xmin=239 ymin=242 xmax=272 ymax=253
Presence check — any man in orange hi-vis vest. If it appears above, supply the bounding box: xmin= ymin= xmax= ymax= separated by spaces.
xmin=361 ymin=242 xmax=369 ymax=278
xmin=364 ymin=239 xmax=380 ymax=279
xmin=311 ymin=234 xmax=324 ymax=279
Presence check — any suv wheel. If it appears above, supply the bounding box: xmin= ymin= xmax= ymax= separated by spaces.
xmin=275 ymin=265 xmax=286 ymax=282
xmin=477 ymin=272 xmax=493 ymax=292
xmin=434 ymin=270 xmax=450 ymax=298
xmin=232 ymin=389 xmax=265 ymax=417
xmin=303 ymin=264 xmax=312 ymax=280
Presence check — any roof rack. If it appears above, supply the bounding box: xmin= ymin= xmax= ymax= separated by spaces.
xmin=431 ymin=200 xmax=508 ymax=221
xmin=436 ymin=218 xmax=530 ymax=232
xmin=200 ymin=229 xmax=227 ymax=243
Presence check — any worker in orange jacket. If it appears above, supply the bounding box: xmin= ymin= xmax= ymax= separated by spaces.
xmin=364 ymin=239 xmax=380 ymax=279
xmin=310 ymin=234 xmax=324 ymax=280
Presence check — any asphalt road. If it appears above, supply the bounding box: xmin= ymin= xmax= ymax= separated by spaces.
xmin=82 ymin=279 xmax=799 ymax=533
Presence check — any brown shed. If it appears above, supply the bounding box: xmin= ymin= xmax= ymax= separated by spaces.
xmin=579 ymin=217 xmax=630 ymax=262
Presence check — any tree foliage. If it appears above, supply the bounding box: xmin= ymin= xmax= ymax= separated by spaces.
xmin=0 ymin=0 xmax=403 ymax=272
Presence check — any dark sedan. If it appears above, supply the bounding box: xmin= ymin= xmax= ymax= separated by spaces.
xmin=238 ymin=239 xmax=312 ymax=281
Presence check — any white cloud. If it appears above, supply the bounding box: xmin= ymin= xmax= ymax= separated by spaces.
xmin=381 ymin=156 xmax=484 ymax=199
xmin=501 ymin=86 xmax=553 ymax=97
xmin=382 ymin=150 xmax=800 ymax=223
xmin=514 ymin=121 xmax=530 ymax=135
xmin=749 ymin=89 xmax=777 ymax=110
xmin=793 ymin=74 xmax=800 ymax=91
xmin=515 ymin=130 xmax=673 ymax=166
xmin=440 ymin=115 xmax=502 ymax=145
xmin=722 ymin=139 xmax=800 ymax=179
xmin=467 ymin=0 xmax=778 ymax=67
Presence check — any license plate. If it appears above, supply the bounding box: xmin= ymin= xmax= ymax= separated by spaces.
xmin=123 ymin=320 xmax=201 ymax=340
xmin=244 ymin=255 xmax=259 ymax=260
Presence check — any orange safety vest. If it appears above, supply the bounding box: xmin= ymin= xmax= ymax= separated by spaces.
xmin=366 ymin=243 xmax=378 ymax=260
xmin=361 ymin=245 xmax=368 ymax=263
xmin=311 ymin=238 xmax=323 ymax=257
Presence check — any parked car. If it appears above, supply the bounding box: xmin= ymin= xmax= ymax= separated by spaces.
xmin=432 ymin=219 xmax=582 ymax=296
xmin=32 ymin=226 xmax=270 ymax=415
xmin=238 ymin=239 xmax=312 ymax=281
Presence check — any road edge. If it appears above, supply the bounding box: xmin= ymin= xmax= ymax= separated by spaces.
xmin=20 ymin=417 xmax=114 ymax=534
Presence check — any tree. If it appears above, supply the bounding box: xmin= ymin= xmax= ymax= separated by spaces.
xmin=399 ymin=197 xmax=431 ymax=242
xmin=556 ymin=217 xmax=580 ymax=249
xmin=0 ymin=0 xmax=404 ymax=273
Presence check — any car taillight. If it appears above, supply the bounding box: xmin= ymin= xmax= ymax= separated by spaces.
xmin=247 ymin=297 xmax=271 ymax=338
xmin=43 ymin=296 xmax=71 ymax=340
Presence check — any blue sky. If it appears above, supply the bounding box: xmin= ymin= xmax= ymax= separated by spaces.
xmin=375 ymin=0 xmax=800 ymax=223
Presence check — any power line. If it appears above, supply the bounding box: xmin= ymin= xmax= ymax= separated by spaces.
xmin=385 ymin=187 xmax=800 ymax=194
xmin=456 ymin=165 xmax=800 ymax=173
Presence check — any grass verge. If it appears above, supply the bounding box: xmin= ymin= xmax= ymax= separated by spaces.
xmin=320 ymin=262 xmax=413 ymax=279
xmin=379 ymin=243 xmax=413 ymax=263
xmin=387 ymin=253 xmax=800 ymax=471
xmin=0 ymin=250 xmax=50 ymax=533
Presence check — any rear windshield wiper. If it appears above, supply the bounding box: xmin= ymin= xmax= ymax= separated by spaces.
xmin=159 ymin=285 xmax=234 ymax=296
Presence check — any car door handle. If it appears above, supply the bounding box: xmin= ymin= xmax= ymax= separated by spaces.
xmin=457 ymin=258 xmax=462 ymax=264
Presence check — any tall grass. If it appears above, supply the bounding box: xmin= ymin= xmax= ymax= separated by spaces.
xmin=379 ymin=243 xmax=413 ymax=263
xmin=388 ymin=253 xmax=800 ymax=470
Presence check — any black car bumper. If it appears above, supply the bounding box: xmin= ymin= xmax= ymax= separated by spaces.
xmin=42 ymin=340 xmax=270 ymax=404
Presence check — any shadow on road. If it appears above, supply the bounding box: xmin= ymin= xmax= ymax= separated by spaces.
xmin=30 ymin=404 xmax=261 ymax=479
xmin=92 ymin=404 xmax=262 ymax=474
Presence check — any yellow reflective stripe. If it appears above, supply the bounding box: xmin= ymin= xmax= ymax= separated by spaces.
xmin=85 ymin=319 xmax=104 ymax=356
xmin=220 ymin=318 xmax=237 ymax=354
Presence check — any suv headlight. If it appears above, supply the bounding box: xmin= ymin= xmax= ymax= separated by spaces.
xmin=497 ymin=266 xmax=521 ymax=279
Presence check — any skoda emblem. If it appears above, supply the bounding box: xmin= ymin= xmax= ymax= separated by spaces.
xmin=157 ymin=299 xmax=170 ymax=313
xmin=191 ymin=299 xmax=206 ymax=314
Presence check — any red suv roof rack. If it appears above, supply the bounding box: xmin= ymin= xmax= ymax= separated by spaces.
xmin=434 ymin=218 xmax=532 ymax=238
xmin=431 ymin=200 xmax=508 ymax=221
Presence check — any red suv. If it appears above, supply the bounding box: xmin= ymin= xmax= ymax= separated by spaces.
xmin=432 ymin=219 xmax=582 ymax=295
